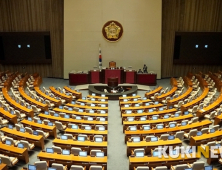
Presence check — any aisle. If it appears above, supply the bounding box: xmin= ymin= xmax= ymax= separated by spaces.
xmin=108 ymin=100 xmax=128 ymax=170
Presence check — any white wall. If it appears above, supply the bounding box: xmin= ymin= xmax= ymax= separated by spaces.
xmin=64 ymin=0 xmax=162 ymax=79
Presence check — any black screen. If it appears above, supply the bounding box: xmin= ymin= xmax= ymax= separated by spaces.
xmin=0 ymin=32 xmax=52 ymax=64
xmin=173 ymin=32 xmax=222 ymax=65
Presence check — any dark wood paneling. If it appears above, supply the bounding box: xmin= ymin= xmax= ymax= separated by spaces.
xmin=162 ymin=0 xmax=222 ymax=77
xmin=0 ymin=0 xmax=64 ymax=78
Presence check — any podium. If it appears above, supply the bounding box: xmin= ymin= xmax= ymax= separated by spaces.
xmin=101 ymin=69 xmax=124 ymax=84
xmin=124 ymin=70 xmax=137 ymax=84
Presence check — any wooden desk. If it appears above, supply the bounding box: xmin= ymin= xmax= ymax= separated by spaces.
xmin=19 ymin=87 xmax=48 ymax=111
xmin=0 ymin=142 xmax=29 ymax=163
xmin=66 ymin=104 xmax=108 ymax=111
xmin=0 ymin=164 xmax=8 ymax=170
xmin=183 ymin=76 xmax=193 ymax=87
xmin=136 ymin=74 xmax=157 ymax=86
xmin=126 ymin=138 xmax=182 ymax=156
xmin=214 ymin=114 xmax=222 ymax=125
xmin=87 ymin=95 xmax=108 ymax=100
xmin=196 ymin=92 xmax=222 ymax=118
xmin=38 ymin=114 xmax=108 ymax=127
xmin=34 ymin=87 xmax=61 ymax=106
xmin=119 ymin=95 xmax=141 ymax=101
xmin=123 ymin=114 xmax=193 ymax=131
xmin=21 ymin=119 xmax=57 ymax=138
xmin=38 ymin=151 xmax=107 ymax=169
xmin=209 ymin=72 xmax=222 ymax=92
xmin=181 ymin=87 xmax=209 ymax=112
xmin=64 ymin=86 xmax=82 ymax=99
xmin=1 ymin=127 xmax=44 ymax=149
xmin=0 ymin=108 xmax=17 ymax=124
xmin=129 ymin=154 xmax=200 ymax=170
xmin=2 ymin=88 xmax=34 ymax=118
xmin=121 ymin=104 xmax=164 ymax=112
xmin=156 ymin=87 xmax=178 ymax=102
xmin=145 ymin=87 xmax=162 ymax=98
xmin=190 ymin=130 xmax=222 ymax=146
xmin=121 ymin=109 xmax=178 ymax=120
xmin=167 ymin=87 xmax=193 ymax=107
xmin=49 ymin=86 xmax=72 ymax=103
xmin=124 ymin=120 xmax=212 ymax=143
xmin=119 ymin=99 xmax=151 ymax=107
xmin=53 ymin=108 xmax=108 ymax=118
xmin=53 ymin=138 xmax=107 ymax=155
xmin=77 ymin=99 xmax=108 ymax=105
xmin=65 ymin=128 xmax=108 ymax=140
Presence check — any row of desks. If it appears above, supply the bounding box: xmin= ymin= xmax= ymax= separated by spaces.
xmin=49 ymin=86 xmax=72 ymax=103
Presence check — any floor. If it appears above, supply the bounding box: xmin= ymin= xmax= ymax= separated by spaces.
xmin=6 ymin=78 xmax=222 ymax=170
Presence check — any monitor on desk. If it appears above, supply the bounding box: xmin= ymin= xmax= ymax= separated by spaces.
xmin=8 ymin=124 xmax=13 ymax=129
xmin=152 ymin=116 xmax=158 ymax=120
xmin=126 ymin=110 xmax=132 ymax=114
xmin=127 ymin=117 xmax=134 ymax=121
xmin=153 ymin=151 xmax=159 ymax=157
xmin=101 ymin=99 xmax=105 ymax=102
xmin=46 ymin=148 xmax=54 ymax=153
xmin=170 ymin=149 xmax=178 ymax=155
xmin=123 ymin=99 xmax=128 ymax=102
xmin=82 ymin=97 xmax=86 ymax=100
xmin=62 ymin=150 xmax=70 ymax=155
xmin=79 ymin=151 xmax=87 ymax=157
xmin=37 ymin=120 xmax=42 ymax=124
xmin=78 ymin=136 xmax=85 ymax=141
xmin=99 ymin=117 xmax=105 ymax=122
xmin=76 ymin=116 xmax=81 ymax=120
xmin=181 ymin=121 xmax=187 ymax=126
xmin=78 ymin=109 xmax=84 ymax=112
xmin=122 ymin=95 xmax=127 ymax=97
xmin=98 ymin=126 xmax=105 ymax=131
xmin=33 ymin=131 xmax=38 ymax=136
xmin=59 ymin=106 xmax=63 ymax=109
xmin=133 ymin=98 xmax=138 ymax=101
xmin=157 ymin=125 xmax=163 ymax=129
xmin=174 ymin=113 xmax=179 ymax=117
xmin=71 ymin=101 xmax=75 ymax=104
xmin=28 ymin=165 xmax=37 ymax=170
xmin=91 ymin=104 xmax=95 ymax=107
xmin=140 ymin=116 xmax=146 ymax=121
xmin=169 ymin=106 xmax=173 ymax=109
xmin=143 ymin=97 xmax=147 ymax=100
xmin=18 ymin=143 xmax=24 ymax=149
xmin=134 ymin=104 xmax=139 ymax=107
xmin=96 ymin=152 xmax=104 ymax=157
xmin=48 ymin=122 xmax=53 ymax=126
xmin=54 ymin=113 xmax=59 ymax=117
xmin=48 ymin=168 xmax=56 ymax=170
xmin=91 ymin=98 xmax=96 ymax=101
xmin=184 ymin=111 xmax=189 ymax=115
xmin=169 ymin=124 xmax=176 ymax=128
xmin=87 ymin=117 xmax=93 ymax=121
xmin=101 ymin=94 xmax=106 ymax=97
xmin=44 ymin=111 xmax=49 ymax=115
xmin=151 ymin=137 xmax=158 ymax=142
xmin=89 ymin=110 xmax=94 ymax=113
xmin=10 ymin=110 xmax=14 ymax=114
xmin=168 ymin=135 xmax=175 ymax=140
xmin=143 ymin=125 xmax=150 ymax=130
xmin=100 ymin=110 xmax=106 ymax=114
xmin=159 ymin=107 xmax=164 ymax=111
xmin=80 ymin=103 xmax=85 ymax=106
xmin=154 ymin=101 xmax=159 ymax=104
xmin=20 ymin=128 xmax=25 ymax=133
xmin=204 ymin=166 xmax=213 ymax=170
xmin=135 ymin=152 xmax=144 ymax=157
xmin=129 ymin=126 xmax=137 ymax=131
xmin=92 ymin=93 xmax=96 ymax=96
xmin=149 ymin=109 xmax=154 ymax=112
xmin=5 ymin=140 xmax=11 ymax=146
xmin=61 ymin=135 xmax=68 ymax=140
xmin=64 ymin=115 xmax=70 ymax=119
xmin=137 ymin=110 xmax=143 ymax=113
xmin=132 ymin=137 xmax=140 ymax=142
xmin=210 ymin=129 xmax=215 ymax=133
xmin=68 ymin=108 xmax=73 ymax=111
xmin=101 ymin=104 xmax=106 ymax=107
xmin=132 ymin=94 xmax=136 ymax=96
xmin=95 ymin=137 xmax=103 ymax=142
xmin=85 ymin=126 xmax=91 ymax=130
xmin=164 ymin=115 xmax=169 ymax=119
xmin=197 ymin=131 xmax=202 ymax=136
xmin=124 ymin=104 xmax=130 ymax=107
xmin=145 ymin=103 xmax=150 ymax=106
xmin=4 ymin=107 xmax=7 ymax=111
xmin=72 ymin=125 xmax=78 ymax=129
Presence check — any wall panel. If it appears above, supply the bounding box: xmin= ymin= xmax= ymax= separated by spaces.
xmin=162 ymin=0 xmax=222 ymax=77
xmin=0 ymin=0 xmax=64 ymax=77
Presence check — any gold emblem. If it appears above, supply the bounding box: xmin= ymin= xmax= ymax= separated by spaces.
xmin=105 ymin=22 xmax=121 ymax=39
xmin=102 ymin=20 xmax=123 ymax=42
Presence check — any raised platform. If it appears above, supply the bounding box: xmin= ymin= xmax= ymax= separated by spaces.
xmin=88 ymin=84 xmax=138 ymax=100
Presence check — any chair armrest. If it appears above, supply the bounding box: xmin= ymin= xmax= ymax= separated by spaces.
xmin=171 ymin=165 xmax=175 ymax=170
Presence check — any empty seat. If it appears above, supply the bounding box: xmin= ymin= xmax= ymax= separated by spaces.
xmin=34 ymin=161 xmax=48 ymax=170
xmin=170 ymin=164 xmax=189 ymax=170
xmin=55 ymin=121 xmax=67 ymax=131
xmin=52 ymin=145 xmax=62 ymax=154
xmin=15 ymin=123 xmax=23 ymax=131
xmin=51 ymin=163 xmax=67 ymax=170
xmin=188 ymin=161 xmax=205 ymax=169
xmin=71 ymin=147 xmax=82 ymax=156
xmin=212 ymin=125 xmax=220 ymax=131
xmin=63 ymin=133 xmax=73 ymax=139
xmin=201 ymin=128 xmax=209 ymax=134
xmin=0 ymin=155 xmax=18 ymax=167
xmin=201 ymin=141 xmax=216 ymax=150
xmin=36 ymin=130 xmax=49 ymax=139
xmin=90 ymin=149 xmax=102 ymax=156
xmin=204 ymin=111 xmax=216 ymax=119
xmin=25 ymin=127 xmax=33 ymax=134
xmin=89 ymin=165 xmax=103 ymax=170
xmin=153 ymin=166 xmax=167 ymax=170
xmin=188 ymin=117 xmax=199 ymax=124
xmin=159 ymin=134 xmax=169 ymax=140
xmin=145 ymin=135 xmax=155 ymax=142
xmin=136 ymin=167 xmax=149 ymax=170
xmin=5 ymin=137 xmax=19 ymax=146
xmin=0 ymin=117 xmax=9 ymax=125
xmin=70 ymin=165 xmax=85 ymax=170
xmin=20 ymin=140 xmax=35 ymax=151
xmin=184 ymin=129 xmax=197 ymax=139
